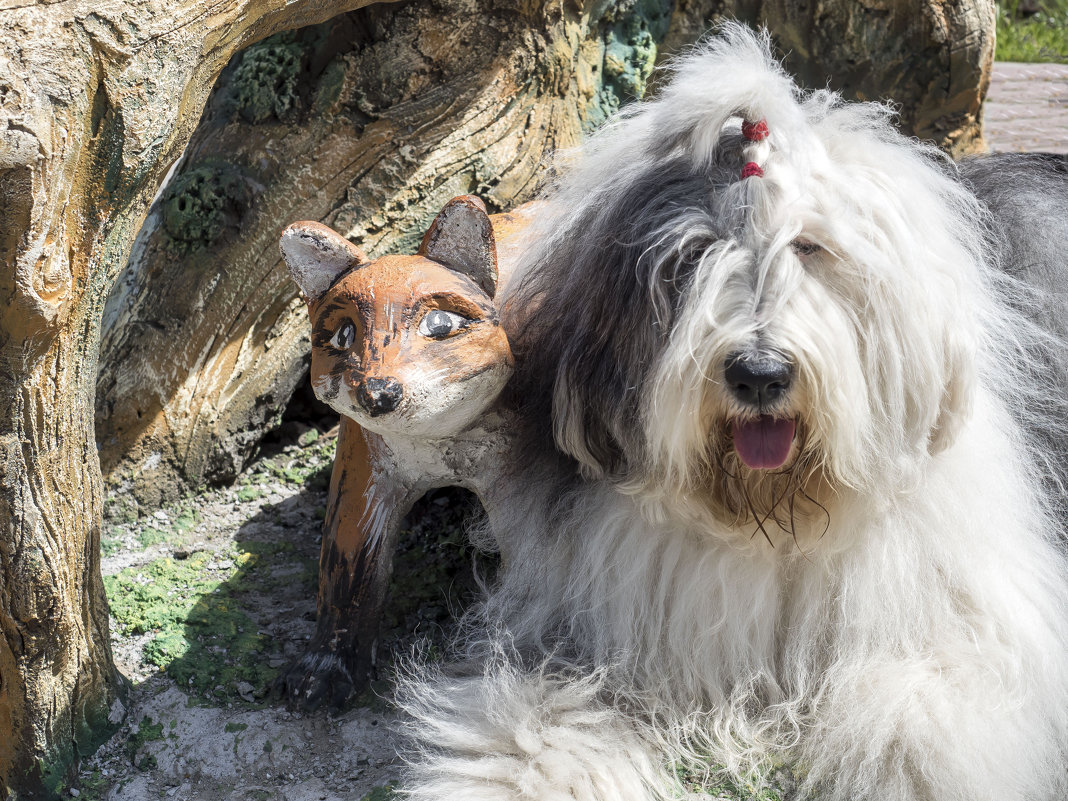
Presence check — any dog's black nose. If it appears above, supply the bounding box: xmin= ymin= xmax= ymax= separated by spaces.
xmin=356 ymin=377 xmax=404 ymax=416
xmin=724 ymin=352 xmax=793 ymax=408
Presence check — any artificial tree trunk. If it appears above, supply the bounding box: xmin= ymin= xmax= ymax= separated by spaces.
xmin=0 ymin=1 xmax=379 ymax=796
xmin=94 ymin=0 xmax=996 ymax=507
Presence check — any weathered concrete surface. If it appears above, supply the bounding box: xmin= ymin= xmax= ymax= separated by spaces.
xmin=984 ymin=62 xmax=1068 ymax=153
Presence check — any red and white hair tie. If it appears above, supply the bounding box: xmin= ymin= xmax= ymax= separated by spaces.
xmin=740 ymin=117 xmax=770 ymax=180
xmin=742 ymin=119 xmax=769 ymax=142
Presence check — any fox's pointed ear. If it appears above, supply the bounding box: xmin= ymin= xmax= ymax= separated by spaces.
xmin=280 ymin=221 xmax=370 ymax=303
xmin=419 ymin=195 xmax=498 ymax=297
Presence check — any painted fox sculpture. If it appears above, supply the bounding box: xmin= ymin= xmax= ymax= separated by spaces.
xmin=275 ymin=196 xmax=533 ymax=709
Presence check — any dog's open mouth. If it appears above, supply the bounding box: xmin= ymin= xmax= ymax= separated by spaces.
xmin=731 ymin=416 xmax=796 ymax=470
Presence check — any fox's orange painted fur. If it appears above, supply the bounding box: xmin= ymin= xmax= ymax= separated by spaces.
xmin=276 ymin=196 xmax=533 ymax=709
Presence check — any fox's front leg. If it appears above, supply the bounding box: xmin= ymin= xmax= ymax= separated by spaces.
xmin=278 ymin=416 xmax=419 ymax=711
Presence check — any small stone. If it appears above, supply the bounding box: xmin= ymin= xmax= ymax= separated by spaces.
xmin=236 ymin=680 xmax=256 ymax=702
xmin=154 ymin=510 xmax=170 ymax=521
xmin=108 ymin=696 xmax=126 ymax=725
xmin=69 ymin=789 xmax=80 ymax=798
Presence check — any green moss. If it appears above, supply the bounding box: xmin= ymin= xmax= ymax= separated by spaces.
xmin=29 ymin=749 xmax=73 ymax=798
xmin=161 ymin=165 xmax=250 ymax=252
xmin=361 ymin=783 xmax=398 ymax=801
xmin=672 ymin=760 xmax=799 ymax=800
xmin=101 ymin=527 xmax=126 ymax=556
xmin=232 ymin=34 xmax=305 ymax=124
xmin=263 ymin=434 xmax=335 ymax=490
xmin=313 ymin=56 xmax=349 ymax=114
xmin=584 ymin=0 xmax=674 ymax=131
xmin=996 ymin=1 xmax=1068 ymax=62
xmin=74 ymin=684 xmax=126 ymax=759
xmin=138 ymin=526 xmax=170 ymax=549
xmin=76 ymin=769 xmax=112 ymax=801
xmin=236 ymin=485 xmax=265 ymax=503
xmin=32 ymin=673 xmax=127 ymax=795
xmin=105 ymin=503 xmax=199 ymax=556
xmin=382 ymin=489 xmax=497 ymax=640
xmin=173 ymin=507 xmax=199 ymax=534
xmin=105 ymin=553 xmax=217 ymax=635
xmin=103 ymin=539 xmax=312 ymax=703
xmin=126 ymin=716 xmax=165 ymax=768
xmin=224 ymin=722 xmax=249 ymax=733
xmin=142 ymin=629 xmax=190 ymax=665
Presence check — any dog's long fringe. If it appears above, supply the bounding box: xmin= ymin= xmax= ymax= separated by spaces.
xmin=400 ymin=23 xmax=1068 ymax=801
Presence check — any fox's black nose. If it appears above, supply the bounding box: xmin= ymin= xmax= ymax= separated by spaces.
xmin=356 ymin=377 xmax=403 ymax=416
xmin=724 ymin=352 xmax=793 ymax=408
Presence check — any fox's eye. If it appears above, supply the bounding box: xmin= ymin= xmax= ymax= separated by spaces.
xmin=791 ymin=239 xmax=822 ymax=257
xmin=331 ymin=322 xmax=356 ymax=350
xmin=419 ymin=309 xmax=472 ymax=339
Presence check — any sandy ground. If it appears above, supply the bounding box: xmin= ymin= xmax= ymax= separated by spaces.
xmin=79 ymin=422 xmax=483 ymax=801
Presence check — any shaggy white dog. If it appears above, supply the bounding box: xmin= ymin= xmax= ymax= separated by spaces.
xmin=399 ymin=25 xmax=1068 ymax=801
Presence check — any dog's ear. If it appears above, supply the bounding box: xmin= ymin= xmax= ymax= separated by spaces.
xmin=419 ymin=195 xmax=498 ymax=297
xmin=280 ymin=221 xmax=370 ymax=303
xmin=512 ymin=221 xmax=677 ymax=480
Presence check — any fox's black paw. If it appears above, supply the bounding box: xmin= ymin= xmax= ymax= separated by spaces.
xmin=272 ymin=650 xmax=360 ymax=713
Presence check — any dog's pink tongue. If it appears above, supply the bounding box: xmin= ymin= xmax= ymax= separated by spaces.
xmin=732 ymin=416 xmax=796 ymax=470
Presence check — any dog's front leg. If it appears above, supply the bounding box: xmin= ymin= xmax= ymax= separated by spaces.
xmin=276 ymin=416 xmax=420 ymax=711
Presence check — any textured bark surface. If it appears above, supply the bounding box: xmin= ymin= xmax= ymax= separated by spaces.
xmin=94 ymin=0 xmax=996 ymax=507
xmin=664 ymin=0 xmax=996 ymax=154
xmin=0 ymin=1 xmax=379 ymax=796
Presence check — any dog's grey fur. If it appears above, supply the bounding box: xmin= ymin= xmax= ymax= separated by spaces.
xmin=964 ymin=153 xmax=1068 ymax=507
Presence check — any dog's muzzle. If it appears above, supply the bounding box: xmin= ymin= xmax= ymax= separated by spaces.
xmin=724 ymin=352 xmax=797 ymax=470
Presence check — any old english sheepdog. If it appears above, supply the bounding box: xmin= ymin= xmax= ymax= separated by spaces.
xmin=399 ymin=25 xmax=1068 ymax=801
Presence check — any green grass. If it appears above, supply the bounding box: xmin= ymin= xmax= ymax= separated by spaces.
xmin=997 ymin=1 xmax=1068 ymax=62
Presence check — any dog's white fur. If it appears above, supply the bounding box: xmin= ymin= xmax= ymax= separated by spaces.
xmin=398 ymin=26 xmax=1068 ymax=801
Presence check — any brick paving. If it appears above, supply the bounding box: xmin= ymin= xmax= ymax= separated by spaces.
xmin=984 ymin=61 xmax=1068 ymax=153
